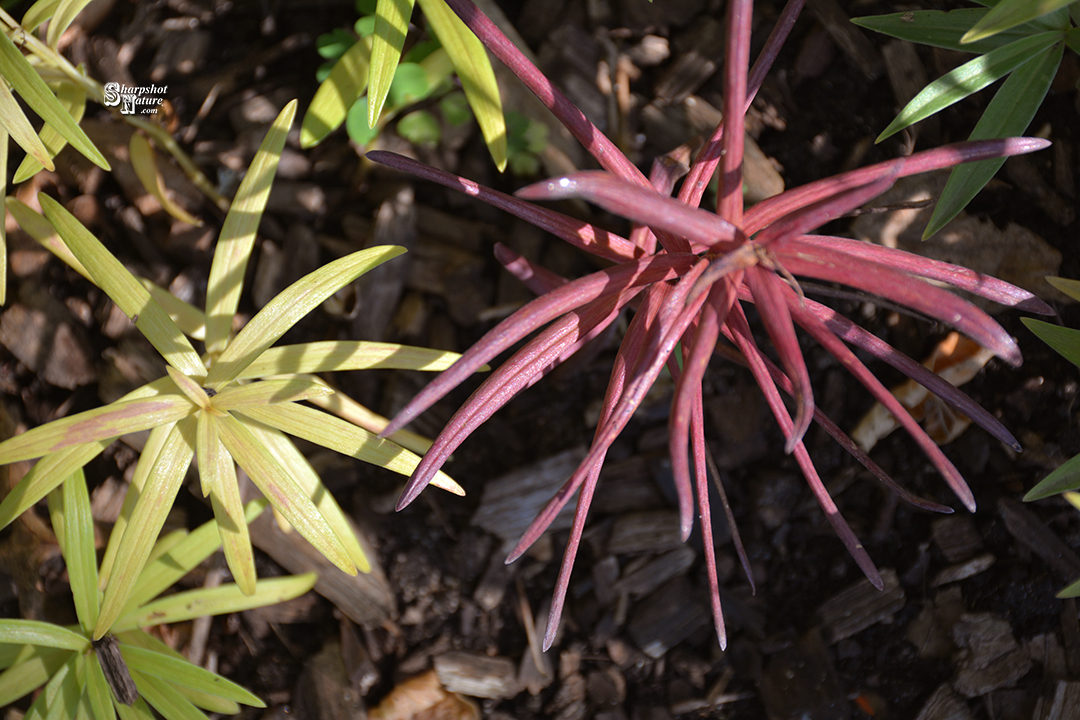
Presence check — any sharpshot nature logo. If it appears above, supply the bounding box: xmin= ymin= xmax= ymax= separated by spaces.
xmin=102 ymin=82 xmax=168 ymax=115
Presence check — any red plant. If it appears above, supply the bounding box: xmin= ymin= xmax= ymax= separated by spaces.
xmin=372 ymin=0 xmax=1052 ymax=649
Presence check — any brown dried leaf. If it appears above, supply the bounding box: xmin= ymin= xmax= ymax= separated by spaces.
xmin=369 ymin=669 xmax=480 ymax=720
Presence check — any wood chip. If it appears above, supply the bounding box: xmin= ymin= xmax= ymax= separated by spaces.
xmin=612 ymin=546 xmax=695 ymax=600
xmin=807 ymin=0 xmax=883 ymax=80
xmin=931 ymin=516 xmax=984 ymax=563
xmin=999 ymin=498 xmax=1080 ymax=581
xmin=0 ymin=285 xmax=96 ymax=389
xmin=759 ymin=629 xmax=849 ymax=720
xmin=951 ymin=612 xmax=1033 ymax=697
xmin=914 ymin=684 xmax=973 ymax=720
xmin=930 ymin=553 xmax=995 ymax=587
xmin=1038 ymin=680 xmax=1080 ymax=720
xmin=434 ymin=652 xmax=519 ymax=700
xmin=352 ymin=187 xmax=415 ymax=341
xmin=248 ymin=510 xmax=396 ymax=627
xmin=817 ymin=568 xmax=905 ymax=644
xmin=607 ymin=511 xmax=683 ymax=556
xmin=627 ymin=576 xmax=709 ymax=658
xmin=907 ymin=586 xmax=965 ymax=660
xmin=472 ymin=447 xmax=587 ymax=543
xmin=292 ymin=639 xmax=364 ymax=720
xmin=654 ymin=18 xmax=725 ymax=104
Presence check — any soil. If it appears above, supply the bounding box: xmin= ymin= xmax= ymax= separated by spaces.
xmin=2 ymin=1 xmax=1080 ymax=719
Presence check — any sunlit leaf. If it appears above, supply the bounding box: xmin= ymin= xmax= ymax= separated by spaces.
xmin=0 ymin=394 xmax=194 ymax=465
xmin=209 ymin=454 xmax=256 ymax=596
xmin=876 ymin=31 xmax=1062 ymax=142
xmin=0 ymin=128 xmax=6 ymax=306
xmin=22 ymin=0 xmax=62 ymax=33
xmin=211 ymin=376 xmax=334 ymax=413
xmin=0 ymin=442 xmax=105 ymax=530
xmin=418 ymin=0 xmax=506 ymax=170
xmin=369 ymin=0 xmax=417 ymax=126
xmin=120 ymin=500 xmax=266 ymax=617
xmin=38 ymin=195 xmax=205 ymax=376
xmin=300 ymin=36 xmax=371 ymax=147
xmin=119 ymin=646 xmax=264 ymax=707
xmin=203 ymin=101 xmax=296 ymax=354
xmin=238 ymin=401 xmax=464 ymax=496
xmin=0 ymin=622 xmax=88 ymax=652
xmin=239 ymin=341 xmax=463 ymax=377
xmin=309 ymin=389 xmax=433 ymax=454
xmin=215 ymin=415 xmax=357 ymax=574
xmin=129 ymin=134 xmax=202 ymax=227
xmin=0 ymin=646 xmax=67 ymax=707
xmin=14 ymin=81 xmax=85 ymax=183
xmin=924 ymin=40 xmax=1063 ymax=237
xmin=0 ymin=30 xmax=108 ymax=170
xmin=95 ymin=418 xmax=197 ymax=639
xmin=205 ymin=245 xmax=407 ymax=388
xmin=115 ymin=574 xmax=317 ymax=632
xmin=964 ymin=0 xmax=1077 ymax=43
xmin=7 ymin=196 xmax=90 ymax=280
xmin=46 ymin=0 xmax=98 ymax=47
xmin=61 ymin=469 xmax=100 ymax=633
xmin=0 ymin=76 xmax=53 ymax=170
xmin=232 ymin=416 xmax=371 ymax=572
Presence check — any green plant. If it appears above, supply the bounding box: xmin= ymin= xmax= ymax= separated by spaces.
xmin=1021 ymin=276 xmax=1080 ymax=596
xmin=300 ymin=0 xmax=507 ymax=169
xmin=853 ymin=0 xmax=1080 ymax=237
xmin=0 ymin=468 xmax=313 ymax=719
xmin=0 ymin=100 xmax=466 ymax=639
xmin=0 ymin=2 xmax=233 ymax=303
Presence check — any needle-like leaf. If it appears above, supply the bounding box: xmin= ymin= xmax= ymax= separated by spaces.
xmin=0 ymin=621 xmax=88 ymax=652
xmin=13 ymin=80 xmax=85 ymax=183
xmin=238 ymin=341 xmax=465 ymax=377
xmin=129 ymin=133 xmax=202 ymax=227
xmin=300 ymin=36 xmax=370 ymax=148
xmin=204 ymin=101 xmax=296 ymax=354
xmin=119 ymin=646 xmax=264 ymax=707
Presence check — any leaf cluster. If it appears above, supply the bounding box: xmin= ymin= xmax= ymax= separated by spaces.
xmin=853 ymin=0 xmax=1080 ymax=237
xmin=301 ymin=0 xmax=507 ymax=169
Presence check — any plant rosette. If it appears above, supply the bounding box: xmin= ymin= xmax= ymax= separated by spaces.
xmin=0 ymin=100 xmax=467 ymax=640
xmin=0 ymin=468 xmax=312 ymax=720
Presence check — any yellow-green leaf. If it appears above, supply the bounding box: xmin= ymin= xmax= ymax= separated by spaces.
xmin=0 ymin=30 xmax=108 ymax=170
xmin=204 ymin=101 xmax=296 ymax=355
xmin=205 ymin=245 xmax=407 ymax=388
xmin=0 ymin=127 xmax=7 ymax=306
xmin=129 ymin=133 xmax=202 ymax=227
xmin=238 ymin=401 xmax=464 ymax=496
xmin=238 ymin=340 xmax=464 ymax=377
xmin=309 ymin=389 xmax=433 ymax=455
xmin=0 ymin=647 xmax=67 ymax=707
xmin=419 ymin=0 xmax=506 ymax=171
xmin=61 ymin=469 xmax=99 ymax=633
xmin=233 ymin=417 xmax=371 ymax=573
xmin=369 ymin=0 xmax=417 ymax=127
xmin=0 ymin=621 xmax=88 ymax=652
xmin=38 ymin=194 xmax=205 ymax=377
xmin=47 ymin=0 xmax=97 ymax=47
xmin=211 ymin=376 xmax=334 ymax=413
xmin=95 ymin=417 xmax=197 ymax=639
xmin=208 ymin=453 xmax=257 ymax=596
xmin=0 ymin=76 xmax=53 ymax=171
xmin=7 ymin=196 xmax=91 ymax=280
xmin=0 ymin=394 xmax=194 ymax=465
xmin=142 ymin=280 xmax=206 ymax=340
xmin=118 ymin=645 xmax=264 ymax=707
xmin=22 ymin=0 xmax=61 ymax=33
xmin=13 ymin=80 xmax=85 ymax=183
xmin=1048 ymin=276 xmax=1080 ymax=304
xmin=116 ymin=574 xmax=317 ymax=632
xmin=127 ymin=669 xmax=206 ymax=720
xmin=84 ymin=651 xmax=116 ymax=720
xmin=216 ymin=414 xmax=356 ymax=575
xmin=0 ymin=441 xmax=106 ymax=530
xmin=963 ymin=0 xmax=1075 ymax=43
xmin=300 ymin=36 xmax=371 ymax=148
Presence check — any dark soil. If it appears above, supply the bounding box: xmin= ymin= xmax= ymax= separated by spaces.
xmin=2 ymin=1 xmax=1080 ymax=719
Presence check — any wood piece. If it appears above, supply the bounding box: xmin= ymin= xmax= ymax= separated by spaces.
xmin=607 ymin=511 xmax=684 ymax=556
xmin=473 ymin=544 xmax=515 ymax=612
xmin=907 ymin=586 xmax=965 ymax=659
xmin=759 ymin=629 xmax=849 ymax=720
xmin=808 ymin=0 xmax=883 ymax=80
xmin=931 ymin=516 xmax=984 ymax=563
xmin=248 ymin=510 xmax=396 ymax=627
xmin=472 ymin=447 xmax=588 ymax=542
xmin=351 ymin=186 xmax=415 ymax=341
xmin=999 ymin=498 xmax=1080 ymax=580
xmin=627 ymin=576 xmax=709 ymax=658
xmin=292 ymin=639 xmax=365 ymax=720
xmin=1061 ymin=598 xmax=1080 ymax=676
xmin=1040 ymin=681 xmax=1080 ymax=720
xmin=914 ymin=684 xmax=973 ymax=720
xmin=951 ymin=612 xmax=1033 ymax=698
xmin=0 ymin=285 xmax=96 ymax=389
xmin=817 ymin=568 xmax=905 ymax=644
xmin=654 ymin=19 xmax=725 ymax=104
xmin=612 ymin=546 xmax=695 ymax=600
xmin=434 ymin=651 xmax=520 ymax=699
xmin=882 ymin=39 xmax=937 ymax=143
xmin=930 ymin=553 xmax=995 ymax=587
